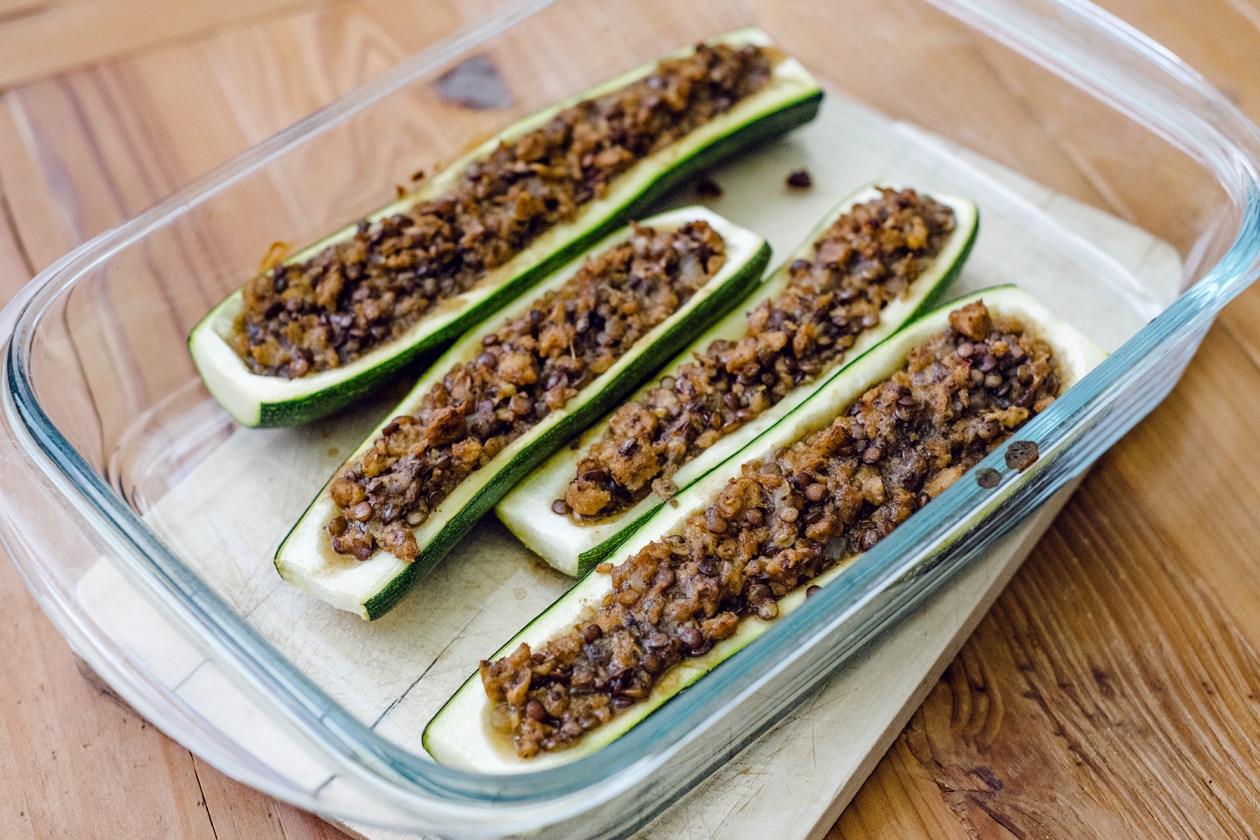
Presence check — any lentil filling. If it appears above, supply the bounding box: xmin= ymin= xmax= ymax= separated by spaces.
xmin=327 ymin=221 xmax=727 ymax=562
xmin=231 ymin=43 xmax=773 ymax=378
xmin=482 ymin=300 xmax=1060 ymax=758
xmin=557 ymin=188 xmax=957 ymax=521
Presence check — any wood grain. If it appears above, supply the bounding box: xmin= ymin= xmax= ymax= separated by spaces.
xmin=0 ymin=557 xmax=212 ymax=838
xmin=0 ymin=0 xmax=355 ymax=89
xmin=0 ymin=3 xmax=469 ymax=837
xmin=831 ymin=1 xmax=1260 ymax=831
xmin=754 ymin=0 xmax=1226 ymax=259
xmin=3 ymin=0 xmax=1260 ymax=838
xmin=834 ymin=415 xmax=1260 ymax=836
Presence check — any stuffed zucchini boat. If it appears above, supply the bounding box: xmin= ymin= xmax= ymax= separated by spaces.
xmin=423 ymin=286 xmax=1106 ymax=772
xmin=189 ymin=27 xmax=822 ymax=427
xmin=496 ymin=185 xmax=978 ymax=576
xmin=275 ymin=206 xmax=771 ymax=619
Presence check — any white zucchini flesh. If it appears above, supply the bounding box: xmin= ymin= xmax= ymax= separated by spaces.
xmin=496 ymin=187 xmax=979 ymax=576
xmin=274 ymin=205 xmax=770 ymax=619
xmin=423 ymin=285 xmax=1106 ymax=773
xmin=189 ymin=27 xmax=822 ymax=427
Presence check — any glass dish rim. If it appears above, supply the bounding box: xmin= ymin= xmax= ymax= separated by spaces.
xmin=4 ymin=0 xmax=1260 ymax=828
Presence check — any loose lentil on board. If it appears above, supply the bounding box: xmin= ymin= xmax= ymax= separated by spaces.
xmin=230 ymin=43 xmax=773 ymax=379
xmin=482 ymin=300 xmax=1061 ymax=758
xmin=326 ymin=221 xmax=727 ymax=563
xmin=786 ymin=168 xmax=812 ymax=189
xmin=559 ymin=188 xmax=958 ymax=521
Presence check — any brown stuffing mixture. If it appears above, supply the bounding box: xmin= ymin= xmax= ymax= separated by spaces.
xmin=483 ymin=300 xmax=1060 ymax=758
xmin=326 ymin=221 xmax=726 ymax=562
xmin=230 ymin=43 xmax=773 ymax=378
xmin=556 ymin=188 xmax=957 ymax=522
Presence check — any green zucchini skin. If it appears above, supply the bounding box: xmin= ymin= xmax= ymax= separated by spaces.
xmin=422 ymin=285 xmax=1107 ymax=773
xmin=274 ymin=206 xmax=771 ymax=620
xmin=188 ymin=29 xmax=822 ymax=428
xmin=496 ymin=187 xmax=978 ymax=577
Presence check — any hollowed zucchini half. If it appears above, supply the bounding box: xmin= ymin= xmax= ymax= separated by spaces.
xmin=275 ymin=205 xmax=771 ymax=619
xmin=189 ymin=27 xmax=822 ymax=427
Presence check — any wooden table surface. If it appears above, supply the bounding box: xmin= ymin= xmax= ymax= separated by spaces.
xmin=5 ymin=1 xmax=1260 ymax=837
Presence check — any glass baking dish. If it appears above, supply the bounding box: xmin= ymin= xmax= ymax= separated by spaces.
xmin=2 ymin=0 xmax=1259 ymax=837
